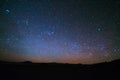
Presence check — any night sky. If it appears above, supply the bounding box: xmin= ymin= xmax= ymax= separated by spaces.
xmin=0 ymin=0 xmax=120 ymax=64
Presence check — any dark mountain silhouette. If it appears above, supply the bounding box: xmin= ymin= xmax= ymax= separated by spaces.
xmin=0 ymin=59 xmax=120 ymax=80
xmin=20 ymin=61 xmax=33 ymax=63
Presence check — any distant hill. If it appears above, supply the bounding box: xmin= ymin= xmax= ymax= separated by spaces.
xmin=0 ymin=59 xmax=120 ymax=65
xmin=0 ymin=59 xmax=120 ymax=69
xmin=0 ymin=59 xmax=120 ymax=80
xmin=20 ymin=61 xmax=33 ymax=63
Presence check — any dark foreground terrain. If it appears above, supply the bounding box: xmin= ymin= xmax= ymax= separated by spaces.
xmin=0 ymin=60 xmax=120 ymax=80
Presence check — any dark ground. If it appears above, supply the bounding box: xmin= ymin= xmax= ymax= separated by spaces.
xmin=0 ymin=60 xmax=120 ymax=80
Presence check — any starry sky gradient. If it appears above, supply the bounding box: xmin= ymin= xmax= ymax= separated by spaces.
xmin=0 ymin=0 xmax=120 ymax=64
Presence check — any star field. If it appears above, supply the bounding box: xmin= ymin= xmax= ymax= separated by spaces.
xmin=0 ymin=0 xmax=120 ymax=64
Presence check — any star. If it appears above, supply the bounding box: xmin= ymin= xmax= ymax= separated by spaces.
xmin=97 ymin=28 xmax=101 ymax=32
xmin=5 ymin=9 xmax=10 ymax=14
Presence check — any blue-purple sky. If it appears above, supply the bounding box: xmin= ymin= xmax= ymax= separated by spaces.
xmin=0 ymin=0 xmax=120 ymax=64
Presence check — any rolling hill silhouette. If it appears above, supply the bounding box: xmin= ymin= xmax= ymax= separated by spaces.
xmin=0 ymin=59 xmax=120 ymax=80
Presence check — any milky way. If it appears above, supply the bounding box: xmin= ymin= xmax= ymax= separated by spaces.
xmin=0 ymin=0 xmax=120 ymax=64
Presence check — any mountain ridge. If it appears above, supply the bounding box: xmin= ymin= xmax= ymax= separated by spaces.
xmin=0 ymin=59 xmax=120 ymax=80
xmin=0 ymin=59 xmax=120 ymax=65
